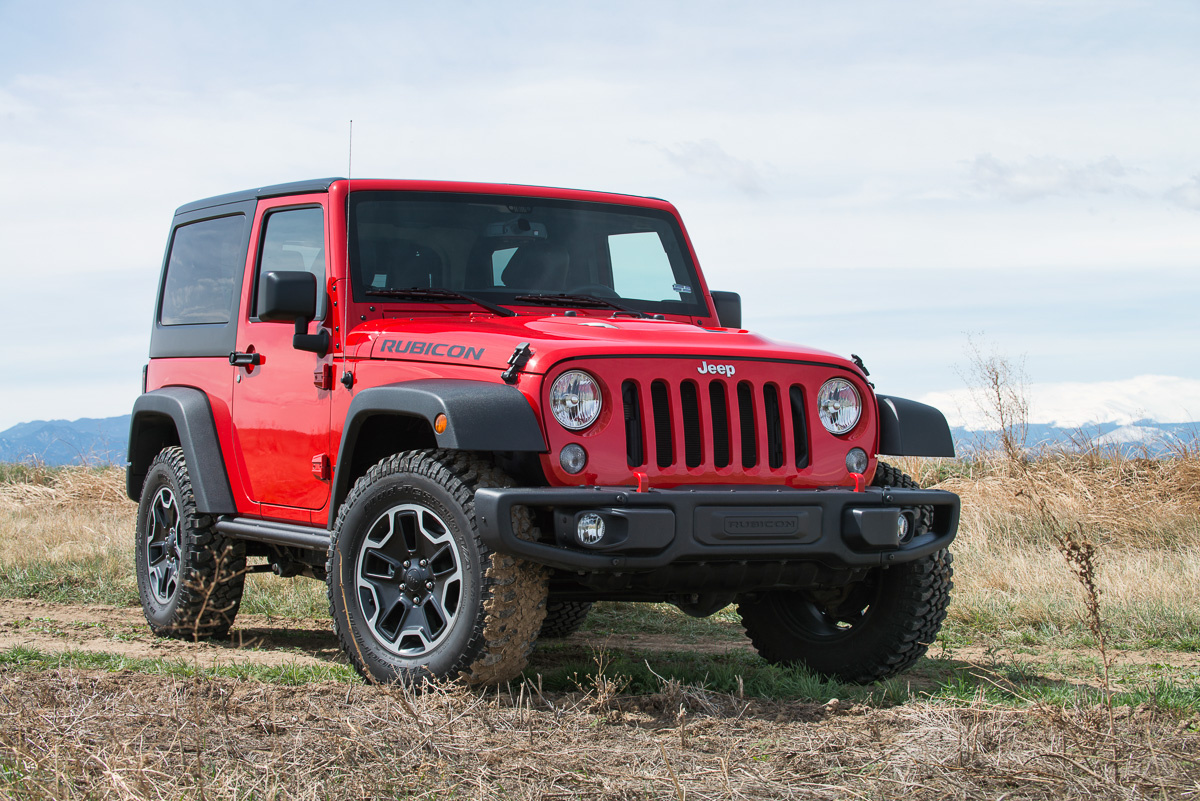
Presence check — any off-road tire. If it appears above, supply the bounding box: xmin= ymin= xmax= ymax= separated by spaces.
xmin=738 ymin=461 xmax=953 ymax=683
xmin=327 ymin=450 xmax=548 ymax=686
xmin=538 ymin=598 xmax=592 ymax=639
xmin=134 ymin=447 xmax=246 ymax=640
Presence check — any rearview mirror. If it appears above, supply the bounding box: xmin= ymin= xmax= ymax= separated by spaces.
xmin=259 ymin=271 xmax=317 ymax=322
xmin=710 ymin=290 xmax=742 ymax=329
xmin=259 ymin=271 xmax=329 ymax=357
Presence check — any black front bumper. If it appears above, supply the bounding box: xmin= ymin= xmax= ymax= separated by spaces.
xmin=475 ymin=485 xmax=960 ymax=573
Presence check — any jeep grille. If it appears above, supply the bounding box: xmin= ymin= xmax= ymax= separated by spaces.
xmin=623 ymin=378 xmax=810 ymax=472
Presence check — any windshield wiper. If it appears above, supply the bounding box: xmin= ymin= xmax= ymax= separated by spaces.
xmin=364 ymin=287 xmax=517 ymax=317
xmin=512 ymin=293 xmax=647 ymax=319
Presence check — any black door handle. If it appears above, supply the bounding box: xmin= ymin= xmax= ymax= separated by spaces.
xmin=229 ymin=351 xmax=263 ymax=367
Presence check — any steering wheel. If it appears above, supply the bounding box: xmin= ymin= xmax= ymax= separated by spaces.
xmin=565 ymin=284 xmax=621 ymax=298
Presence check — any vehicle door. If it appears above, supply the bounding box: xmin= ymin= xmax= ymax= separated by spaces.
xmin=231 ymin=198 xmax=333 ymax=517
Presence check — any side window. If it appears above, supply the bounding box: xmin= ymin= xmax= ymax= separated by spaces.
xmin=160 ymin=215 xmax=245 ymax=325
xmin=254 ymin=207 xmax=326 ymax=319
xmin=609 ymin=231 xmax=687 ymax=301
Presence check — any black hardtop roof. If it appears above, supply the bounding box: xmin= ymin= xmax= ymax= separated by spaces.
xmin=173 ymin=177 xmax=669 ymax=217
xmin=174 ymin=178 xmax=344 ymax=216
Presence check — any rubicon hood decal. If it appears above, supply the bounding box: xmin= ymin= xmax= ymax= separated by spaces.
xmin=378 ymin=338 xmax=485 ymax=361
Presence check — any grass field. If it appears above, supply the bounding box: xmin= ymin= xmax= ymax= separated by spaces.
xmin=0 ymin=453 xmax=1197 ymax=798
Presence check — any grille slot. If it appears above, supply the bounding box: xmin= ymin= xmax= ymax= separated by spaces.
xmin=680 ymin=381 xmax=703 ymax=468
xmin=789 ymin=385 xmax=809 ymax=468
xmin=737 ymin=381 xmax=757 ymax=468
xmin=650 ymin=380 xmax=673 ymax=468
xmin=763 ymin=384 xmax=785 ymax=469
xmin=709 ymin=381 xmax=731 ymax=468
xmin=622 ymin=380 xmax=645 ymax=467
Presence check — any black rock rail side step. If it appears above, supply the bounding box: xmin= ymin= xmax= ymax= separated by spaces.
xmin=214 ymin=517 xmax=331 ymax=551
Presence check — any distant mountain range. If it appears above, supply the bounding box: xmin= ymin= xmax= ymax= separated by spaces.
xmin=1 ymin=414 xmax=1194 ymax=467
xmin=953 ymin=421 xmax=1197 ymax=457
xmin=0 ymin=416 xmax=130 ymax=466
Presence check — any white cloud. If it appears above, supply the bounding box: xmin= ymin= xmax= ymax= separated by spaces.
xmin=652 ymin=140 xmax=768 ymax=197
xmin=921 ymin=375 xmax=1200 ymax=429
xmin=968 ymin=154 xmax=1136 ymax=202
xmin=1165 ymin=175 xmax=1200 ymax=210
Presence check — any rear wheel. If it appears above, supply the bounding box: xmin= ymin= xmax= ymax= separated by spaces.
xmin=328 ymin=450 xmax=547 ymax=685
xmin=538 ymin=598 xmax=592 ymax=639
xmin=134 ymin=447 xmax=245 ymax=640
xmin=738 ymin=462 xmax=953 ymax=683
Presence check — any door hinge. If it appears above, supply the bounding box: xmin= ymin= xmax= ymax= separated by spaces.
xmin=311 ymin=454 xmax=331 ymax=481
xmin=313 ymin=363 xmax=334 ymax=390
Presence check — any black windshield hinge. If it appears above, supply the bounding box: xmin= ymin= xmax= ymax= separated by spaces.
xmin=501 ymin=342 xmax=533 ymax=384
xmin=851 ymin=353 xmax=870 ymax=376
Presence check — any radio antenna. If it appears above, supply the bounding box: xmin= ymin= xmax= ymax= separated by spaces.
xmin=345 ymin=120 xmax=353 ymax=305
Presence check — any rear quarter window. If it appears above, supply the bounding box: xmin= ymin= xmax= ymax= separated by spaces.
xmin=160 ymin=215 xmax=245 ymax=325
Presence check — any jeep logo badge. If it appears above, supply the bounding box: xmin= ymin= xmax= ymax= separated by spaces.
xmin=697 ymin=361 xmax=736 ymax=376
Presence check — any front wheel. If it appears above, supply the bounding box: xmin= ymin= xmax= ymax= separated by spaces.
xmin=327 ymin=451 xmax=547 ymax=685
xmin=738 ymin=462 xmax=953 ymax=683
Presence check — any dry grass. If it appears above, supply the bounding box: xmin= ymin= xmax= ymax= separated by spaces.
xmin=891 ymin=450 xmax=1200 ymax=648
xmin=0 ymin=667 xmax=1194 ymax=800
xmin=0 ymin=466 xmax=132 ymax=569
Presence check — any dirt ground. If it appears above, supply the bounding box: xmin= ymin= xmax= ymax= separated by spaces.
xmin=1 ymin=596 xmax=1197 ymax=683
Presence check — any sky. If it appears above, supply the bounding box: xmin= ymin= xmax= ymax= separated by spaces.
xmin=1 ymin=0 xmax=1198 ymax=431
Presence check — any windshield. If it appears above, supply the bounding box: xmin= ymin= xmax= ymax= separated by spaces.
xmin=348 ymin=192 xmax=706 ymax=316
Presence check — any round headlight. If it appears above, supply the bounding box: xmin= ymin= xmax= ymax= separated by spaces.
xmin=817 ymin=378 xmax=862 ymax=435
xmin=550 ymin=370 xmax=603 ymax=430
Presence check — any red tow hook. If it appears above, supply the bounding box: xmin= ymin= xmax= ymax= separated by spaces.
xmin=634 ymin=471 xmax=650 ymax=493
xmin=850 ymin=472 xmax=866 ymax=492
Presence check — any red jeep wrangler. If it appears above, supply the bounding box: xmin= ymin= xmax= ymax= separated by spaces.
xmin=127 ymin=178 xmax=959 ymax=685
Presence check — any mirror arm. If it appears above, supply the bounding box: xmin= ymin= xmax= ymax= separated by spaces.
xmin=293 ymin=318 xmax=330 ymax=358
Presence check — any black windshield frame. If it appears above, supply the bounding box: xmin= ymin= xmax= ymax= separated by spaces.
xmin=347 ymin=191 xmax=707 ymax=316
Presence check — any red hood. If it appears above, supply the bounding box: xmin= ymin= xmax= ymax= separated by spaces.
xmin=345 ymin=312 xmax=862 ymax=376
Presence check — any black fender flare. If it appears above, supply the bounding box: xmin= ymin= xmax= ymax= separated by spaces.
xmin=126 ymin=387 xmax=236 ymax=514
xmin=329 ymin=379 xmax=547 ymax=528
xmin=876 ymin=395 xmax=956 ymax=458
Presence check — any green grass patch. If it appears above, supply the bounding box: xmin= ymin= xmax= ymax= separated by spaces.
xmin=945 ymin=599 xmax=1200 ymax=652
xmin=241 ymin=571 xmax=330 ymax=618
xmin=581 ymin=601 xmax=745 ymax=643
xmin=0 ymin=555 xmax=137 ymax=607
xmin=0 ymin=645 xmax=357 ymax=685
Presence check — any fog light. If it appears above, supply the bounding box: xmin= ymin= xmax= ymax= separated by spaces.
xmin=897 ymin=513 xmax=910 ymax=542
xmin=577 ymin=513 xmax=605 ymax=546
xmin=845 ymin=448 xmax=868 ymax=474
xmin=560 ymin=443 xmax=588 ymax=474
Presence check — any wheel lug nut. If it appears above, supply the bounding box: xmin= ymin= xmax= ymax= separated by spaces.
xmin=419 ymin=560 xmax=427 ymax=567
xmin=425 ymin=581 xmax=434 ymax=589
xmin=403 ymin=561 xmax=411 ymax=568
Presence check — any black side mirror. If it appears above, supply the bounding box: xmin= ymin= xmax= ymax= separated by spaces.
xmin=709 ymin=290 xmax=742 ymax=329
xmin=260 ymin=271 xmax=329 ymax=357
